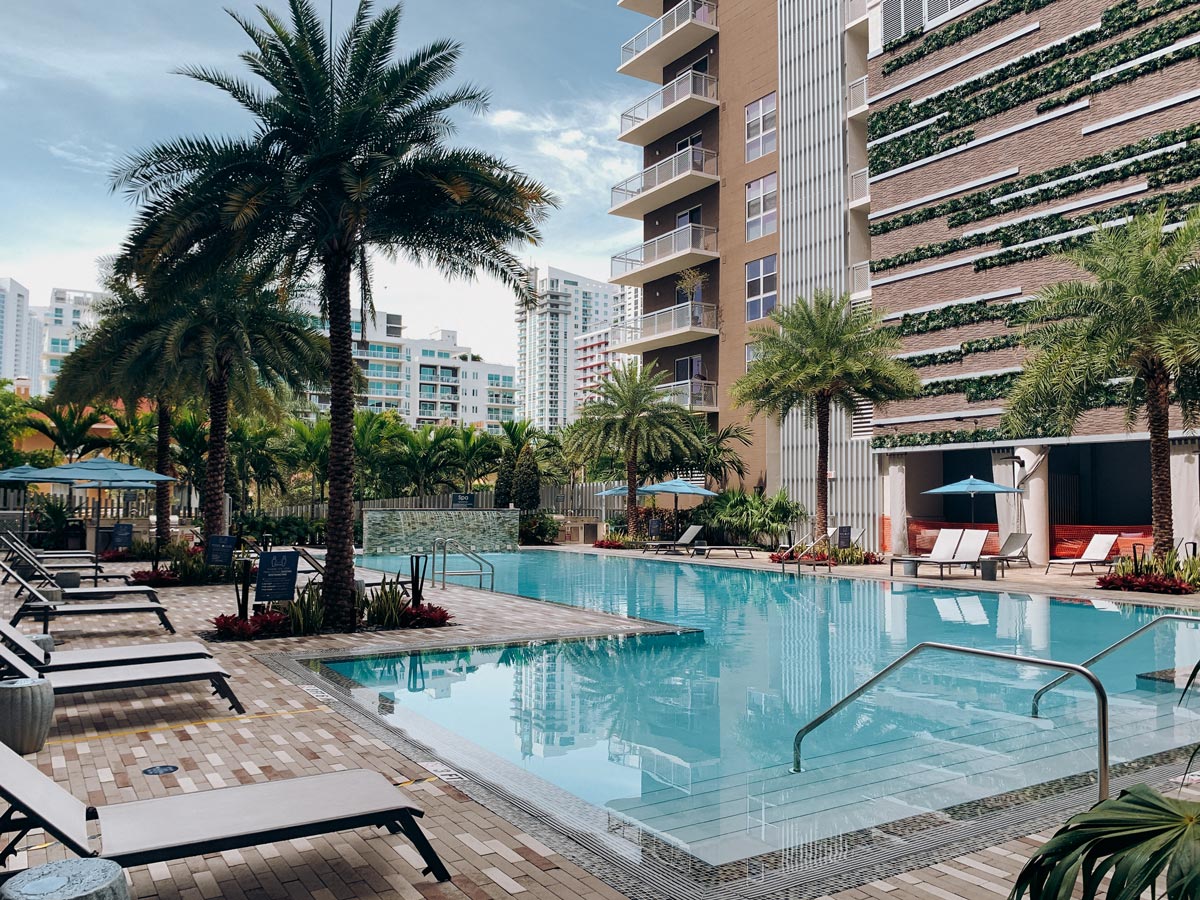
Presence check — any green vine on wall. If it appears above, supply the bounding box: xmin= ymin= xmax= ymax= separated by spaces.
xmin=903 ymin=333 xmax=1022 ymax=368
xmin=881 ymin=0 xmax=1056 ymax=76
xmin=870 ymin=0 xmax=1200 ymax=173
xmin=872 ymin=126 xmax=1200 ymax=237
xmin=921 ymin=372 xmax=1020 ymax=400
xmin=891 ymin=300 xmax=1016 ymax=336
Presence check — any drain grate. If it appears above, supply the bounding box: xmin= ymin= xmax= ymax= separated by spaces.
xmin=141 ymin=765 xmax=179 ymax=776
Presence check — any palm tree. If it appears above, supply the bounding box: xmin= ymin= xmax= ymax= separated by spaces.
xmin=573 ymin=362 xmax=702 ymax=530
xmin=351 ymin=410 xmax=396 ymax=499
xmin=1005 ymin=205 xmax=1200 ymax=559
xmin=732 ymin=292 xmax=921 ymax=537
xmin=694 ymin=422 xmax=752 ymax=489
xmin=111 ymin=0 xmax=556 ymax=630
xmin=390 ymin=425 xmax=458 ymax=497
xmin=171 ymin=407 xmax=208 ymax=519
xmin=25 ymin=400 xmax=109 ymax=462
xmin=449 ymin=427 xmax=500 ymax=493
xmin=106 ymin=408 xmax=157 ymax=468
xmin=286 ymin=418 xmax=331 ymax=516
xmin=146 ymin=275 xmax=328 ymax=537
xmin=229 ymin=418 xmax=285 ymax=513
xmin=54 ymin=274 xmax=188 ymax=546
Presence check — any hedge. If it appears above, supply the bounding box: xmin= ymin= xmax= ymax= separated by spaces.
xmin=903 ymin=333 xmax=1022 ymax=368
xmin=921 ymin=372 xmax=1020 ymax=400
xmin=891 ymin=299 xmax=1016 ymax=336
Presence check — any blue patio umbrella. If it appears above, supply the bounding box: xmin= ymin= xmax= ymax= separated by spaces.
xmin=595 ymin=484 xmax=653 ymax=496
xmin=27 ymin=456 xmax=175 ymax=542
xmin=923 ymin=475 xmax=1021 ymax=523
xmin=0 ymin=464 xmax=77 ymax=534
xmin=639 ymin=478 xmax=719 ymax=538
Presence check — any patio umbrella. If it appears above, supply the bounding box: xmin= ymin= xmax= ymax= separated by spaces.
xmin=923 ymin=475 xmax=1021 ymax=524
xmin=0 ymin=464 xmax=76 ymax=535
xmin=595 ymin=484 xmax=653 ymax=496
xmin=639 ymin=478 xmax=719 ymax=539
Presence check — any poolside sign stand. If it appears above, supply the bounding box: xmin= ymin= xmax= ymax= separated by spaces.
xmin=205 ymin=535 xmax=237 ymax=568
xmin=255 ymin=550 xmax=300 ymax=603
xmin=111 ymin=523 xmax=133 ymax=551
xmin=451 ymin=493 xmax=475 ymax=509
xmin=837 ymin=526 xmax=852 ymax=549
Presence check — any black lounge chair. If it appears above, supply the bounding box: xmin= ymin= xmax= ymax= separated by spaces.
xmin=0 ymin=643 xmax=244 ymax=714
xmin=0 ymin=740 xmax=451 ymax=882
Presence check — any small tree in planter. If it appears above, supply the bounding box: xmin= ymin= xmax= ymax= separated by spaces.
xmin=514 ymin=445 xmax=541 ymax=511
xmin=494 ymin=453 xmax=516 ymax=508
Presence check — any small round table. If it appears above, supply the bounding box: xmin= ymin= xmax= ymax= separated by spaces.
xmin=0 ymin=859 xmax=129 ymax=900
xmin=0 ymin=677 xmax=54 ymax=754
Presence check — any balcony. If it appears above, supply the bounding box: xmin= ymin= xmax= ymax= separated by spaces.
xmin=610 ymin=147 xmax=718 ymax=219
xmin=618 ymin=0 xmax=663 ymax=15
xmin=610 ymin=301 xmax=718 ymax=354
xmin=658 ymin=378 xmax=719 ymax=412
xmin=845 ymin=0 xmax=867 ymax=29
xmin=848 ymin=167 xmax=870 ymax=209
xmin=619 ymin=71 xmax=718 ymax=146
xmin=611 ymin=223 xmax=718 ymax=287
xmin=619 ymin=0 xmax=718 ymax=84
xmin=847 ymin=76 xmax=868 ymax=118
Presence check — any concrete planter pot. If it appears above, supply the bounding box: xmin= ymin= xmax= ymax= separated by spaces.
xmin=54 ymin=571 xmax=82 ymax=589
xmin=0 ymin=677 xmax=54 ymax=754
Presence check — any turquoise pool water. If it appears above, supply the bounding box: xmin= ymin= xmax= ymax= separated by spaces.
xmin=323 ymin=551 xmax=1200 ymax=865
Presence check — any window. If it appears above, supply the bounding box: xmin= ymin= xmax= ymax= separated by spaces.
xmin=746 ymin=343 xmax=762 ymax=372
xmin=677 ymin=132 xmax=703 ymax=152
xmin=676 ymin=206 xmax=702 ymax=229
xmin=745 ymin=255 xmax=777 ymax=321
xmin=746 ymin=173 xmax=777 ymax=241
xmin=746 ymin=92 xmax=777 ymax=162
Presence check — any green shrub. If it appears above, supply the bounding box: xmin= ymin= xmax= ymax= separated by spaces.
xmin=519 ymin=511 xmax=559 ymax=545
xmin=288 ymin=579 xmax=325 ymax=635
xmin=514 ymin=446 xmax=541 ymax=511
xmin=364 ymin=575 xmax=412 ymax=629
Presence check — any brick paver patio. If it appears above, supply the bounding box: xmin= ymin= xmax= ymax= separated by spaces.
xmin=2 ymin=552 xmax=1193 ymax=899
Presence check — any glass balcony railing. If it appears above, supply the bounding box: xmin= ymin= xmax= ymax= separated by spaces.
xmin=620 ymin=71 xmax=718 ymax=137
xmin=611 ymin=147 xmax=718 ymax=209
xmin=621 ymin=0 xmax=717 ymax=66
xmin=611 ymin=223 xmax=718 ymax=281
xmin=657 ymin=378 xmax=718 ymax=411
xmin=612 ymin=301 xmax=717 ymax=346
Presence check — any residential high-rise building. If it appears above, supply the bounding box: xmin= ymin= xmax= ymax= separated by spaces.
xmin=608 ymin=0 xmax=780 ymax=489
xmin=0 ymin=278 xmax=33 ymax=385
xmin=31 ymin=288 xmax=104 ymax=395
xmin=857 ymin=0 xmax=1200 ymax=561
xmin=515 ymin=267 xmax=622 ymax=430
xmin=302 ymin=307 xmax=517 ymax=434
xmin=571 ymin=286 xmax=643 ymax=416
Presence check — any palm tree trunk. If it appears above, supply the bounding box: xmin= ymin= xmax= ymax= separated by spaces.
xmin=323 ymin=252 xmax=358 ymax=632
xmin=815 ymin=396 xmax=831 ymax=539
xmin=1147 ymin=366 xmax=1174 ymax=559
xmin=155 ymin=400 xmax=173 ymax=547
xmin=626 ymin=436 xmax=639 ymax=536
xmin=203 ymin=373 xmax=230 ymax=539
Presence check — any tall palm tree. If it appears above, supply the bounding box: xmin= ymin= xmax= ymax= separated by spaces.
xmin=111 ymin=0 xmax=556 ymax=630
xmin=146 ymin=276 xmax=328 ymax=537
xmin=229 ymin=418 xmax=285 ymax=513
xmin=351 ymin=410 xmax=396 ymax=499
xmin=390 ymin=425 xmax=458 ymax=497
xmin=171 ymin=407 xmax=209 ymax=519
xmin=54 ymin=274 xmax=188 ymax=546
xmin=106 ymin=409 xmax=157 ymax=468
xmin=286 ymin=418 xmax=331 ymax=515
xmin=449 ymin=427 xmax=500 ymax=493
xmin=25 ymin=400 xmax=109 ymax=462
xmin=1005 ymin=205 xmax=1200 ymax=558
xmin=692 ymin=421 xmax=752 ymax=489
xmin=732 ymin=292 xmax=920 ymax=537
xmin=573 ymin=362 xmax=702 ymax=529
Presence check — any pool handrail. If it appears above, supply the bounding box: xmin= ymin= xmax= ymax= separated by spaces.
xmin=791 ymin=641 xmax=1110 ymax=801
xmin=432 ymin=538 xmax=495 ymax=591
xmin=1031 ymin=613 xmax=1200 ymax=718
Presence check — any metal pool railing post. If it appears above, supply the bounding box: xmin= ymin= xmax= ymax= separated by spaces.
xmin=791 ymin=641 xmax=1110 ymax=801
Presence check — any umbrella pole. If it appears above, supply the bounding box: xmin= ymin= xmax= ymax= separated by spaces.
xmin=675 ymin=495 xmax=679 ymax=540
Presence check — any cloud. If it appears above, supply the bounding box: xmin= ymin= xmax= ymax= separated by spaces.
xmin=43 ymin=139 xmax=121 ymax=175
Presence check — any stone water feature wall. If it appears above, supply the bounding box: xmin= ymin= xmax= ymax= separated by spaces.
xmin=363 ymin=508 xmax=520 ymax=554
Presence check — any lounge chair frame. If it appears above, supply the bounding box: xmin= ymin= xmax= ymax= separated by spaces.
xmin=3 ymin=561 xmax=174 ymax=634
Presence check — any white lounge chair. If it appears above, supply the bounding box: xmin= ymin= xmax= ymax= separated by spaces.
xmin=889 ymin=528 xmax=963 ymax=577
xmin=982 ymin=532 xmax=1032 ymax=571
xmin=915 ymin=528 xmax=990 ymax=579
xmin=1045 ymin=533 xmax=1118 ymax=575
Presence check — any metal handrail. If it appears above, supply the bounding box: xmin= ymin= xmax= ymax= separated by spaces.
xmin=432 ymin=538 xmax=495 ymax=591
xmin=1032 ymin=613 xmax=1200 ymax=717
xmin=791 ymin=641 xmax=1110 ymax=801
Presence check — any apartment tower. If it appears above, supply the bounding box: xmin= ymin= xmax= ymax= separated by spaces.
xmin=859 ymin=0 xmax=1200 ymax=560
xmin=608 ymin=0 xmax=780 ymax=488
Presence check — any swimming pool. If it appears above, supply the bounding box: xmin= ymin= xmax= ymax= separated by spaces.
xmin=320 ymin=550 xmax=1200 ymax=867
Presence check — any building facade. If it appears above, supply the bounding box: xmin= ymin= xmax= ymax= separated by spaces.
xmin=571 ymin=286 xmax=643 ymax=416
xmin=31 ymin=288 xmax=104 ymax=396
xmin=303 ymin=308 xmax=517 ymax=434
xmin=515 ymin=267 xmax=623 ymax=430
xmin=859 ymin=0 xmax=1200 ymax=560
xmin=0 ymin=278 xmax=34 ymax=385
xmin=608 ymin=0 xmax=780 ymax=488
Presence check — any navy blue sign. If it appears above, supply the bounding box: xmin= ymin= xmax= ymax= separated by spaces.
xmin=451 ymin=493 xmax=476 ymax=509
xmin=255 ymin=550 xmax=300 ymax=603
xmin=205 ymin=535 xmax=237 ymax=567
xmin=837 ymin=526 xmax=853 ymax=549
xmin=111 ymin=523 xmax=134 ymax=550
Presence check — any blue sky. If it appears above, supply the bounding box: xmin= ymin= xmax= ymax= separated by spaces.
xmin=0 ymin=0 xmax=648 ymax=363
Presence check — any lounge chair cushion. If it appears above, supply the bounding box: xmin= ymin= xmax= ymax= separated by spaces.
xmin=45 ymin=658 xmax=231 ymax=694
xmin=42 ymin=642 xmax=211 ymax=671
xmin=96 ymin=770 xmax=421 ymax=862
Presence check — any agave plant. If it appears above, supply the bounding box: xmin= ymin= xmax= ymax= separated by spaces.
xmin=1009 ymin=783 xmax=1200 ymax=900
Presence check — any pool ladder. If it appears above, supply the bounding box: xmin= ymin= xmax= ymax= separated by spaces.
xmin=431 ymin=538 xmax=495 ymax=591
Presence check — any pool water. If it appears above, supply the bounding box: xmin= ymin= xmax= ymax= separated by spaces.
xmin=324 ymin=550 xmax=1200 ymax=866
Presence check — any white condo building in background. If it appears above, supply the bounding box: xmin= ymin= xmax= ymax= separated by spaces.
xmin=515 ymin=266 xmax=629 ymax=430
xmin=0 ymin=278 xmax=34 ymax=385
xmin=302 ymin=306 xmax=517 ymax=434
xmin=572 ymin=285 xmax=642 ymax=417
xmin=31 ymin=288 xmax=105 ymax=396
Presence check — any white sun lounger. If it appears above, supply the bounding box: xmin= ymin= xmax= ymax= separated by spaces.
xmin=1044 ymin=533 xmax=1118 ymax=575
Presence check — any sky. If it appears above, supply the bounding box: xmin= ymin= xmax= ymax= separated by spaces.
xmin=0 ymin=0 xmax=649 ymax=365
